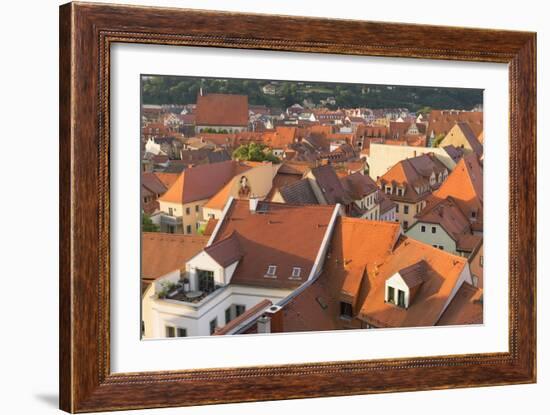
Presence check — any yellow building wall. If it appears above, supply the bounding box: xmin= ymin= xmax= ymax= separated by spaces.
xmin=158 ymin=198 xmax=209 ymax=234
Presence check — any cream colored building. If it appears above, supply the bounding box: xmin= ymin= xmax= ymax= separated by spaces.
xmin=202 ymin=162 xmax=279 ymax=221
xmin=368 ymin=143 xmax=459 ymax=181
xmin=439 ymin=122 xmax=483 ymax=157
xmin=157 ymin=160 xmax=276 ymax=235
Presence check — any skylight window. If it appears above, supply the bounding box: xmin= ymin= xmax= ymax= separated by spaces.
xmin=265 ymin=265 xmax=277 ymax=277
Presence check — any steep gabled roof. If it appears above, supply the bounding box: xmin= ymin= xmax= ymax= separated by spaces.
xmin=427 ymin=110 xmax=483 ymax=138
xmin=443 ymin=122 xmax=483 ymax=156
xmin=204 ymin=232 xmax=243 ymax=267
xmin=432 ymin=153 xmax=483 ymax=224
xmin=378 ymin=153 xmax=447 ymax=202
xmin=195 ymin=93 xmax=249 ymax=127
xmin=414 ymin=196 xmax=472 ymax=242
xmin=359 ymin=237 xmax=468 ymax=328
xmin=159 ymin=161 xmax=250 ymax=205
xmin=211 ymin=199 xmax=336 ymax=289
xmin=311 ymin=165 xmax=352 ymax=205
xmin=397 ymin=260 xmax=427 ymax=288
xmin=153 ymin=172 xmax=179 ymax=189
xmin=340 ymin=172 xmax=378 ymax=200
xmin=141 ymin=172 xmax=167 ymax=196
xmin=276 ymin=217 xmax=402 ymax=333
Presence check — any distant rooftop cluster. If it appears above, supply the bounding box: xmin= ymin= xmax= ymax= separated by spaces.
xmin=140 ymin=86 xmax=484 ymax=338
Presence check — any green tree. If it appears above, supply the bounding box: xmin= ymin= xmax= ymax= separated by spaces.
xmin=232 ymin=143 xmax=281 ymax=164
xmin=142 ymin=213 xmax=159 ymax=232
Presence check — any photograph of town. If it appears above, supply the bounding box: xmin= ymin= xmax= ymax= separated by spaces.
xmin=140 ymin=75 xmax=484 ymax=339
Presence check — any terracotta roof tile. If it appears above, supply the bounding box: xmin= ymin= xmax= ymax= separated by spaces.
xmin=195 ymin=93 xmax=249 ymax=127
xmin=340 ymin=172 xmax=378 ymax=200
xmin=141 ymin=233 xmax=209 ymax=280
xmin=204 ymin=232 xmax=243 ymax=267
xmin=437 ymin=282 xmax=483 ymax=325
xmin=278 ymin=179 xmax=319 ymax=205
xmin=311 ymin=165 xmax=352 ymax=205
xmin=359 ymin=237 xmax=468 ymax=328
xmin=159 ymin=160 xmax=249 ymax=204
xmin=153 ymin=172 xmax=179 ymax=189
xmin=141 ymin=172 xmax=167 ymax=196
xmin=432 ymin=153 xmax=483 ymax=225
xmin=212 ymin=200 xmax=336 ymax=289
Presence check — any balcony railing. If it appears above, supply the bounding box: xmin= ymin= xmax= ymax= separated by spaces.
xmin=160 ymin=213 xmax=182 ymax=226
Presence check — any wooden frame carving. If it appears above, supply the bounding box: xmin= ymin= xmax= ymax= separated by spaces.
xmin=59 ymin=2 xmax=536 ymax=412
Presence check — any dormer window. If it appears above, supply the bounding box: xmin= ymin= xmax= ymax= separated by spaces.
xmin=385 ymin=186 xmax=392 ymax=194
xmin=387 ymin=286 xmax=395 ymax=304
xmin=340 ymin=301 xmax=353 ymax=319
xmin=397 ymin=290 xmax=406 ymax=307
xmin=265 ymin=265 xmax=277 ymax=278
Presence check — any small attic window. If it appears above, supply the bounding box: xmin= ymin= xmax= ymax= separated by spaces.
xmin=291 ymin=267 xmax=302 ymax=278
xmin=265 ymin=265 xmax=277 ymax=277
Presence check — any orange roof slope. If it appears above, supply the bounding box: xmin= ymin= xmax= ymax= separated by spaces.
xmin=212 ymin=200 xmax=336 ymax=289
xmin=279 ymin=218 xmax=402 ymax=333
xmin=203 ymin=179 xmax=236 ymax=211
xmin=195 ymin=93 xmax=249 ymax=127
xmin=437 ymin=282 xmax=483 ymax=325
xmin=432 ymin=153 xmax=483 ymax=224
xmin=141 ymin=233 xmax=209 ymax=280
xmin=359 ymin=237 xmax=467 ymax=328
xmin=153 ymin=172 xmax=179 ymax=189
xmin=427 ymin=110 xmax=483 ymax=138
xmin=378 ymin=153 xmax=447 ymax=202
xmin=159 ymin=161 xmax=249 ymax=205
xmin=261 ymin=126 xmax=297 ymax=149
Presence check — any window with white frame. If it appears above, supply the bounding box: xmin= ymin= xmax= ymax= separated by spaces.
xmin=265 ymin=265 xmax=277 ymax=277
xmin=291 ymin=267 xmax=302 ymax=278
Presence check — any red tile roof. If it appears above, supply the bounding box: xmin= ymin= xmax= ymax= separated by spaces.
xmin=278 ymin=218 xmax=402 ymax=332
xmin=398 ymin=260 xmax=427 ymax=288
xmin=159 ymin=161 xmax=250 ymax=204
xmin=212 ymin=199 xmax=336 ymax=289
xmin=432 ymin=153 xmax=483 ymax=227
xmin=378 ymin=153 xmax=447 ymax=203
xmin=195 ymin=93 xmax=249 ymax=127
xmin=427 ymin=110 xmax=483 ymax=138
xmin=359 ymin=236 xmax=468 ymax=328
xmin=142 ymin=172 xmax=167 ymax=196
xmin=340 ymin=172 xmax=378 ymax=200
xmin=141 ymin=233 xmax=209 ymax=280
xmin=153 ymin=172 xmax=179 ymax=189
xmin=311 ymin=165 xmax=352 ymax=205
xmin=437 ymin=282 xmax=483 ymax=325
xmin=204 ymin=232 xmax=243 ymax=267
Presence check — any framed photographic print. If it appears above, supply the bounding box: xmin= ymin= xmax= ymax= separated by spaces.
xmin=59 ymin=2 xmax=536 ymax=413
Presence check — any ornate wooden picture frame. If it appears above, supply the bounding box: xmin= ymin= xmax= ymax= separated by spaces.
xmin=59 ymin=2 xmax=536 ymax=412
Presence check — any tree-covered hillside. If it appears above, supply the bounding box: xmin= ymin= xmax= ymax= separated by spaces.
xmin=141 ymin=75 xmax=482 ymax=112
